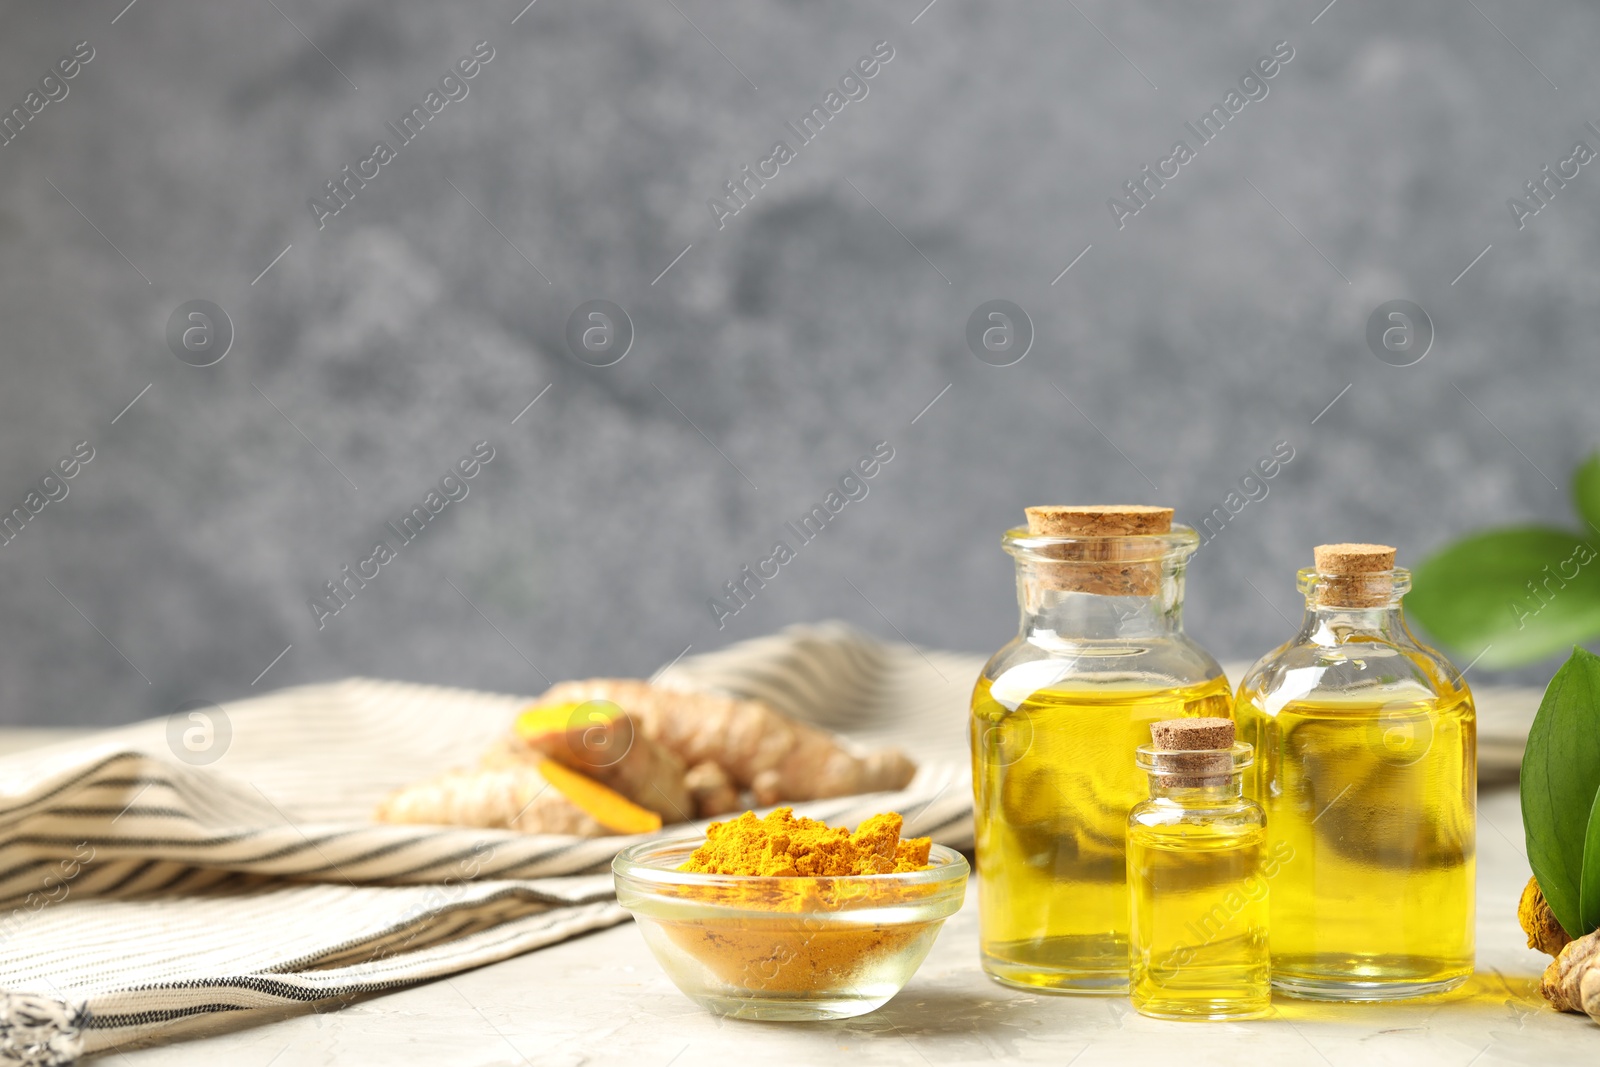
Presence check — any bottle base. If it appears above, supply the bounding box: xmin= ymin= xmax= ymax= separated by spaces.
xmin=1272 ymin=972 xmax=1471 ymax=1002
xmin=1133 ymin=1000 xmax=1272 ymax=1022
xmin=983 ymin=959 xmax=1128 ymax=996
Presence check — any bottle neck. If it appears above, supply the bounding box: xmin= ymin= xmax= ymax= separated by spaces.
xmin=1293 ymin=567 xmax=1417 ymax=647
xmin=1146 ymin=775 xmax=1243 ymax=802
xmin=1015 ymin=560 xmax=1187 ymax=641
xmin=1296 ymin=599 xmax=1414 ymax=647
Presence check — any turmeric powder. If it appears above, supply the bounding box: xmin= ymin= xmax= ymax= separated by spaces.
xmin=681 ymin=808 xmax=932 ymax=878
xmin=658 ymin=809 xmax=940 ymax=995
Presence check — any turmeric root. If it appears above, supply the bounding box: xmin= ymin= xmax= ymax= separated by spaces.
xmin=377 ymin=764 xmax=603 ymax=835
xmin=685 ymin=760 xmax=742 ymax=819
xmin=497 ymin=700 xmax=692 ymax=822
xmin=1520 ymin=876 xmax=1573 ymax=957
xmin=375 ymin=758 xmax=661 ymax=837
xmin=1523 ymin=874 xmax=1600 ymax=1021
xmin=1541 ymin=929 xmax=1600 ymax=1019
xmin=532 ymin=679 xmax=917 ymax=806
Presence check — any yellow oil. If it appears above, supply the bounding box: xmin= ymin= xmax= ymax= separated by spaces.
xmin=1128 ymin=819 xmax=1275 ymax=1019
xmin=1234 ymin=689 xmax=1475 ymax=998
xmin=970 ymin=676 xmax=1233 ymax=992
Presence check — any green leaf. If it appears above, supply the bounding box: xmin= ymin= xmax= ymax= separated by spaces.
xmin=1575 ymin=451 xmax=1600 ymax=538
xmin=1522 ymin=647 xmax=1600 ymax=939
xmin=1408 ymin=527 xmax=1600 ymax=668
xmin=1581 ymin=780 xmax=1600 ymax=934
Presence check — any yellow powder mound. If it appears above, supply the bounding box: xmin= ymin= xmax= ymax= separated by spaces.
xmin=680 ymin=808 xmax=932 ymax=877
xmin=665 ymin=808 xmax=939 ymax=993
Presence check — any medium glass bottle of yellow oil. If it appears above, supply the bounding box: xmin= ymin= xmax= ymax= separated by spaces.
xmin=1233 ymin=543 xmax=1475 ymax=1000
xmin=971 ymin=505 xmax=1231 ymax=993
xmin=1128 ymin=717 xmax=1272 ymax=1020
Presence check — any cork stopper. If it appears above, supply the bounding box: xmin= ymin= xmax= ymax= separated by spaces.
xmin=1024 ymin=505 xmax=1174 ymax=538
xmin=1312 ymin=543 xmax=1397 ymax=608
xmin=1023 ymin=505 xmax=1174 ymax=595
xmin=1148 ymin=717 xmax=1235 ymax=786
xmin=1150 ymin=717 xmax=1235 ymax=750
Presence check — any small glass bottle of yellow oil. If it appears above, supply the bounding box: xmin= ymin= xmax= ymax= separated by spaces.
xmin=1234 ymin=543 xmax=1475 ymax=1000
xmin=1128 ymin=717 xmax=1271 ymax=1021
xmin=971 ymin=505 xmax=1231 ymax=993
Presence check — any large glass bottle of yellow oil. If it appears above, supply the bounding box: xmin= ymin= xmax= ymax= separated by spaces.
xmin=1233 ymin=543 xmax=1475 ymax=1000
xmin=971 ymin=505 xmax=1231 ymax=993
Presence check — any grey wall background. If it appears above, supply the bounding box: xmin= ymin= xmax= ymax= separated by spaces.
xmin=0 ymin=0 xmax=1594 ymax=726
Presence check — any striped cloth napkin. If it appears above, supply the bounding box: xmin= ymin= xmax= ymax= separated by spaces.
xmin=0 ymin=623 xmax=975 ymax=1065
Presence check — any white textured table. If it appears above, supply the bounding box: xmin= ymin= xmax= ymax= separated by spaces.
xmin=66 ymin=786 xmax=1580 ymax=1065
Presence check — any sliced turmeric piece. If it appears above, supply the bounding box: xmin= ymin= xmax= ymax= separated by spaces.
xmin=507 ymin=700 xmax=691 ymax=822
xmin=535 ymin=758 xmax=661 ymax=835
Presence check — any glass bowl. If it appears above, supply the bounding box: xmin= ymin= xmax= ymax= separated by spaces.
xmin=613 ymin=834 xmax=969 ymax=1021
